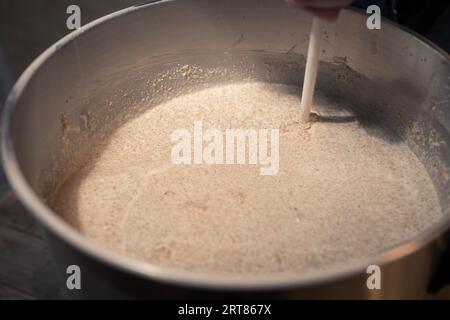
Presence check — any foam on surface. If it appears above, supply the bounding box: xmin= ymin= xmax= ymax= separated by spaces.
xmin=52 ymin=82 xmax=442 ymax=276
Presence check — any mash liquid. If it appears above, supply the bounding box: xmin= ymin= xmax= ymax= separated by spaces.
xmin=52 ymin=82 xmax=442 ymax=275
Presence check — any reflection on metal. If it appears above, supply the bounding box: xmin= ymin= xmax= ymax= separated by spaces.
xmin=0 ymin=42 xmax=12 ymax=106
xmin=392 ymin=0 xmax=399 ymax=15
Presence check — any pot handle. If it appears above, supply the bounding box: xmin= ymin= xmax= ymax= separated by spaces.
xmin=428 ymin=233 xmax=450 ymax=293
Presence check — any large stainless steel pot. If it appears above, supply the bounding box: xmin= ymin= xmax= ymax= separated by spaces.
xmin=2 ymin=0 xmax=450 ymax=299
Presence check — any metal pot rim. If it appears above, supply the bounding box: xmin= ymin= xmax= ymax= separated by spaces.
xmin=2 ymin=0 xmax=450 ymax=291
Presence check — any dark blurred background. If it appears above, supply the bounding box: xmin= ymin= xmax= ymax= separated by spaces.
xmin=0 ymin=0 xmax=449 ymax=300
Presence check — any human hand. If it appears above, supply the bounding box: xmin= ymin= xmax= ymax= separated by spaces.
xmin=285 ymin=0 xmax=353 ymax=21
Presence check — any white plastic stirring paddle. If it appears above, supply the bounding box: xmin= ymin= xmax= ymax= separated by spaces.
xmin=300 ymin=18 xmax=325 ymax=123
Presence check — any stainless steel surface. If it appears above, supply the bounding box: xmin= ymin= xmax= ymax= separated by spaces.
xmin=1 ymin=0 xmax=450 ymax=298
xmin=0 ymin=0 xmax=142 ymax=203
